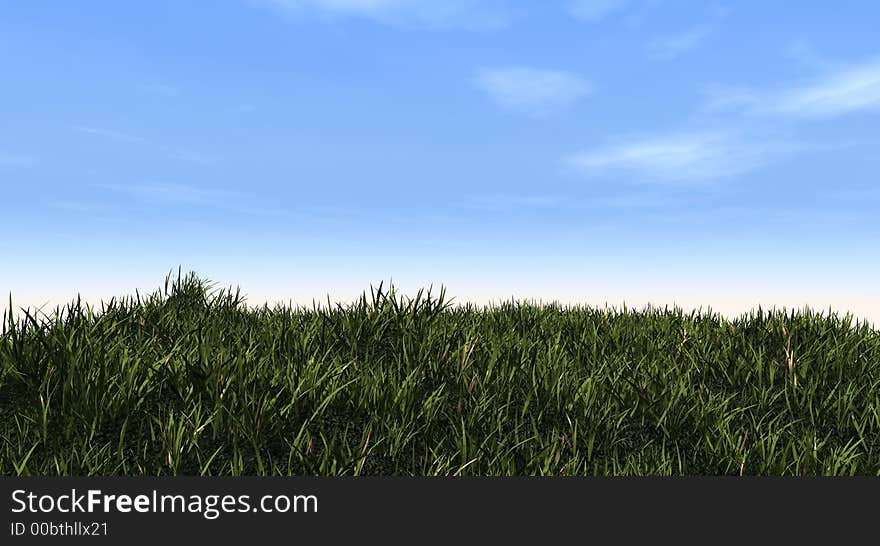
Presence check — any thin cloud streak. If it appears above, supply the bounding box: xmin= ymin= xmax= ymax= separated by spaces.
xmin=71 ymin=125 xmax=147 ymax=143
xmin=94 ymin=183 xmax=306 ymax=218
xmin=257 ymin=0 xmax=521 ymax=29
xmin=646 ymin=5 xmax=727 ymax=61
xmin=784 ymin=40 xmax=845 ymax=73
xmin=704 ymin=56 xmax=880 ymax=119
xmin=71 ymin=125 xmax=221 ymax=168
xmin=48 ymin=201 xmax=113 ymax=213
xmin=565 ymin=131 xmax=801 ymax=184
xmin=699 ymin=84 xmax=762 ymax=113
xmin=770 ymin=58 xmax=880 ymax=118
xmin=647 ymin=26 xmax=711 ymax=61
xmin=474 ymin=66 xmax=593 ymax=116
xmin=567 ymin=0 xmax=630 ymax=21
xmin=174 ymin=151 xmax=219 ymax=166
xmin=96 ymin=183 xmax=248 ymax=206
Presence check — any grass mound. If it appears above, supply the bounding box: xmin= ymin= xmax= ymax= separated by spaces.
xmin=2 ymin=270 xmax=878 ymax=475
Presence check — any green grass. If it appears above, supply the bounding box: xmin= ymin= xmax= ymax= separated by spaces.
xmin=2 ymin=269 xmax=878 ymax=476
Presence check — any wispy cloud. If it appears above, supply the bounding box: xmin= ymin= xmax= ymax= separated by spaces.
xmin=96 ymin=183 xmax=247 ymax=206
xmin=95 ymin=183 xmax=300 ymax=217
xmin=646 ymin=5 xmax=727 ymax=61
xmin=474 ymin=67 xmax=593 ymax=116
xmin=71 ymin=125 xmax=146 ymax=143
xmin=47 ymin=201 xmax=113 ymax=214
xmin=647 ymin=26 xmax=711 ymax=61
xmin=705 ymin=56 xmax=880 ymax=119
xmin=173 ymin=151 xmax=219 ymax=166
xmin=769 ymin=58 xmax=880 ymax=118
xmin=71 ymin=125 xmax=221 ymax=167
xmin=565 ymin=131 xmax=800 ymax=184
xmin=699 ymin=84 xmax=761 ymax=113
xmin=783 ymin=40 xmax=843 ymax=73
xmin=567 ymin=0 xmax=630 ymax=21
xmin=257 ymin=0 xmax=521 ymax=29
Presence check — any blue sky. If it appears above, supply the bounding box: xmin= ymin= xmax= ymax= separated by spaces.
xmin=2 ymin=0 xmax=879 ymax=323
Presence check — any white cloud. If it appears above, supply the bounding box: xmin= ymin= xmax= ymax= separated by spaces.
xmin=705 ymin=56 xmax=880 ymax=119
xmin=770 ymin=58 xmax=880 ymax=118
xmin=647 ymin=26 xmax=711 ymax=61
xmin=567 ymin=0 xmax=629 ymax=21
xmin=565 ymin=131 xmax=798 ymax=184
xmin=474 ymin=67 xmax=593 ymax=116
xmin=257 ymin=0 xmax=520 ymax=29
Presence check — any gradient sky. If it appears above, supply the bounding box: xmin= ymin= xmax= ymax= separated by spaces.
xmin=2 ymin=1 xmax=879 ymax=324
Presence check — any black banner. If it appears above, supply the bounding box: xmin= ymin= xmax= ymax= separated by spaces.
xmin=1 ymin=477 xmax=875 ymax=543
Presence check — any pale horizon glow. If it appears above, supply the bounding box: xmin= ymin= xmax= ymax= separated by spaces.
xmin=4 ymin=277 xmax=879 ymax=329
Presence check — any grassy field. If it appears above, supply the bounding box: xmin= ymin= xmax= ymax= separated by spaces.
xmin=2 ymin=270 xmax=878 ymax=476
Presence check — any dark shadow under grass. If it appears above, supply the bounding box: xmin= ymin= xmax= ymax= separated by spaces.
xmin=1 ymin=269 xmax=878 ymax=475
